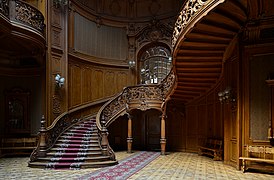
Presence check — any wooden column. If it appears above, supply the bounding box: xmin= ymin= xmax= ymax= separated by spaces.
xmin=160 ymin=113 xmax=166 ymax=155
xmin=127 ymin=114 xmax=133 ymax=153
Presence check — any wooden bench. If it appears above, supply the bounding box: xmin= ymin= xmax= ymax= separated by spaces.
xmin=0 ymin=137 xmax=37 ymax=157
xmin=239 ymin=145 xmax=274 ymax=173
xmin=198 ymin=138 xmax=223 ymax=160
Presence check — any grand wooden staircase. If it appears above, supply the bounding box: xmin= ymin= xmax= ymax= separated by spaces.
xmin=28 ymin=0 xmax=248 ymax=169
xmin=28 ymin=117 xmax=117 ymax=169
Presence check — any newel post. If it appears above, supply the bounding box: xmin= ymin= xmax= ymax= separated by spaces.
xmin=38 ymin=115 xmax=47 ymax=157
xmin=101 ymin=118 xmax=109 ymax=156
xmin=127 ymin=113 xmax=133 ymax=153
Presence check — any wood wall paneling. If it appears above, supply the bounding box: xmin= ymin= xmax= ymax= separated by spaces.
xmin=52 ymin=28 xmax=62 ymax=48
xmin=68 ymin=58 xmax=130 ymax=110
xmin=186 ymin=106 xmax=198 ymax=151
xmin=198 ymin=104 xmax=207 ymax=144
xmin=116 ymin=72 xmax=128 ymax=92
xmin=92 ymin=69 xmax=104 ymax=100
xmin=82 ymin=67 xmax=92 ymax=103
xmin=104 ymin=71 xmax=116 ymax=97
xmin=70 ymin=64 xmax=82 ymax=107
xmin=214 ymin=103 xmax=222 ymax=138
xmin=249 ymin=54 xmax=274 ymax=141
xmin=207 ymin=104 xmax=214 ymax=138
xmin=230 ymin=140 xmax=237 ymax=162
xmin=51 ymin=55 xmax=61 ymax=73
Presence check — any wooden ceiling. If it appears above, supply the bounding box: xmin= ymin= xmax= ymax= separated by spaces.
xmin=171 ymin=0 xmax=247 ymax=104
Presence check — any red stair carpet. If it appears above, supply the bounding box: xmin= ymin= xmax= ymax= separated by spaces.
xmin=79 ymin=151 xmax=160 ymax=180
xmin=44 ymin=119 xmax=108 ymax=169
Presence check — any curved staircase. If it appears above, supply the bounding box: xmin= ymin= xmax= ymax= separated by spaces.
xmin=28 ymin=117 xmax=117 ymax=169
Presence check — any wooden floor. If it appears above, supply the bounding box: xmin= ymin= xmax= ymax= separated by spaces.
xmin=0 ymin=151 xmax=274 ymax=179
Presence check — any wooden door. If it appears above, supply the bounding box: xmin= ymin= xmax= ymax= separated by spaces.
xmin=144 ymin=110 xmax=161 ymax=151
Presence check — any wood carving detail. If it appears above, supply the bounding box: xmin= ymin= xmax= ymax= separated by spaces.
xmin=172 ymin=0 xmax=209 ymax=48
xmin=52 ymin=94 xmax=61 ymax=115
xmin=14 ymin=0 xmax=45 ymax=33
xmin=98 ymin=70 xmax=175 ymax=128
xmin=0 ymin=0 xmax=9 ymax=17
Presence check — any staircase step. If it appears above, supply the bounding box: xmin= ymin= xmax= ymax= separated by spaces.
xmin=50 ymin=147 xmax=101 ymax=152
xmin=59 ymin=136 xmax=98 ymax=141
xmin=68 ymin=129 xmax=96 ymax=133
xmin=28 ymin=160 xmax=118 ymax=169
xmin=63 ymin=132 xmax=98 ymax=137
xmin=46 ymin=151 xmax=102 ymax=157
xmin=54 ymin=143 xmax=99 ymax=148
xmin=56 ymin=139 xmax=98 ymax=143
xmin=38 ymin=156 xmax=111 ymax=162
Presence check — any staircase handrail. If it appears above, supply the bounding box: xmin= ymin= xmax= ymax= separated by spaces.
xmin=172 ymin=0 xmax=225 ymax=50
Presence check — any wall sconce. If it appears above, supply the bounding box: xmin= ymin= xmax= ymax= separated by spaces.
xmin=218 ymin=87 xmax=235 ymax=104
xmin=53 ymin=0 xmax=68 ymax=8
xmin=128 ymin=60 xmax=136 ymax=69
xmin=55 ymin=74 xmax=65 ymax=87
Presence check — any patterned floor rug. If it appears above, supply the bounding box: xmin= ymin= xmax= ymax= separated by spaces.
xmin=79 ymin=151 xmax=160 ymax=180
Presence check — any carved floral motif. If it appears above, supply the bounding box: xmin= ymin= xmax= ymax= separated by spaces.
xmin=0 ymin=0 xmax=9 ymax=17
xmin=172 ymin=0 xmax=208 ymax=48
xmin=100 ymin=69 xmax=175 ymax=127
xmin=14 ymin=0 xmax=45 ymax=33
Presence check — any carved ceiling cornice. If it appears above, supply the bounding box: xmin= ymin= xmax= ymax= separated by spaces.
xmin=71 ymin=0 xmax=181 ymax=27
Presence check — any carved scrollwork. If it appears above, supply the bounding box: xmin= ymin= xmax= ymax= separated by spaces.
xmin=45 ymin=115 xmax=71 ymax=149
xmin=172 ymin=0 xmax=209 ymax=48
xmin=0 ymin=0 xmax=9 ymax=17
xmin=14 ymin=0 xmax=45 ymax=33
xmin=96 ymin=69 xmax=176 ymax=162
xmin=99 ymin=69 xmax=176 ymax=128
xmin=162 ymin=70 xmax=176 ymax=97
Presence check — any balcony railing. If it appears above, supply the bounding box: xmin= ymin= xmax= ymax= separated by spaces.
xmin=0 ymin=0 xmax=45 ymax=36
xmin=172 ymin=0 xmax=225 ymax=49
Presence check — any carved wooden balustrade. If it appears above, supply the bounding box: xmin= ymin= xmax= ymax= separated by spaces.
xmin=96 ymin=70 xmax=175 ymax=156
xmin=0 ymin=0 xmax=45 ymax=36
xmin=172 ymin=0 xmax=225 ymax=49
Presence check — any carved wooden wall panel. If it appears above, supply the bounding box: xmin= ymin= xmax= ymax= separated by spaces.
xmin=186 ymin=105 xmax=198 ymax=151
xmin=82 ymin=67 xmax=92 ymax=103
xmin=104 ymin=71 xmax=116 ymax=97
xmin=223 ymin=44 xmax=239 ymax=167
xmin=51 ymin=55 xmax=61 ymax=73
xmin=166 ymin=106 xmax=186 ymax=151
xmin=214 ymin=102 xmax=222 ymax=138
xmin=185 ymin=84 xmax=224 ymax=153
xmin=51 ymin=8 xmax=63 ymax=49
xmin=68 ymin=59 xmax=130 ymax=109
xmin=230 ymin=140 xmax=237 ymax=162
xmin=116 ymin=72 xmax=128 ymax=91
xmin=92 ymin=69 xmax=104 ymax=100
xmin=69 ymin=64 xmax=82 ymax=107
xmin=207 ymin=103 xmax=214 ymax=138
xmin=198 ymin=104 xmax=207 ymax=138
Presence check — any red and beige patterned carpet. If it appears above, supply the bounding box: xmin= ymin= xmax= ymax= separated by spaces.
xmin=0 ymin=151 xmax=273 ymax=180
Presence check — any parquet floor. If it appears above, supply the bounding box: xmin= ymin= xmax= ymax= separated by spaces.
xmin=0 ymin=151 xmax=273 ymax=180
